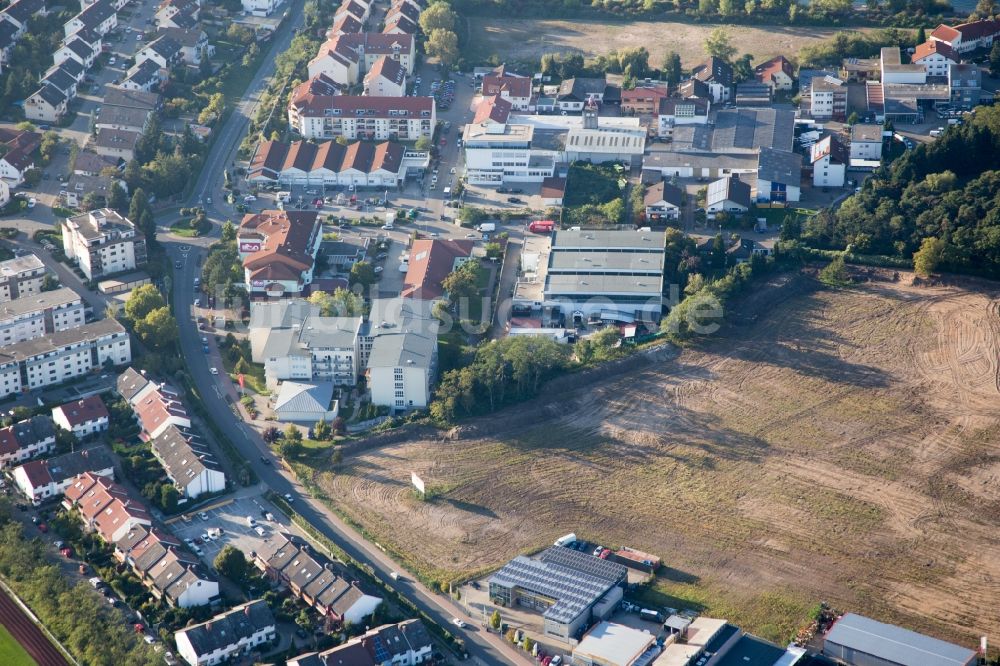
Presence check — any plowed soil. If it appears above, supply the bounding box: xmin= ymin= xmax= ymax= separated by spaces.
xmin=313 ymin=274 xmax=1000 ymax=644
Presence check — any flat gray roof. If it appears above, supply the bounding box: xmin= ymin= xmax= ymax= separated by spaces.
xmin=552 ymin=229 xmax=665 ymax=251
xmin=548 ymin=251 xmax=663 ymax=274
xmin=824 ymin=613 xmax=976 ymax=666
xmin=0 ymin=253 xmax=44 ymax=277
xmin=0 ymin=318 xmax=125 ymax=364
xmin=0 ymin=287 xmax=81 ymax=318
xmin=544 ymin=273 xmax=663 ymax=297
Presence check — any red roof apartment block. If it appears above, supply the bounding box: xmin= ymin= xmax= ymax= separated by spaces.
xmin=401 ymin=239 xmax=474 ymax=300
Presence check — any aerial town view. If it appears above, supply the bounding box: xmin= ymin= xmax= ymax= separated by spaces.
xmin=0 ymin=0 xmax=998 ymax=663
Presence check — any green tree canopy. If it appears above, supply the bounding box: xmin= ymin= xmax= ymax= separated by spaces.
xmin=124 ymin=284 xmax=166 ymax=323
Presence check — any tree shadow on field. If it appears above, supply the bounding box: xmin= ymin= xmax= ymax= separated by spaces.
xmin=441 ymin=499 xmax=498 ymax=519
xmin=709 ymin=291 xmax=892 ymax=389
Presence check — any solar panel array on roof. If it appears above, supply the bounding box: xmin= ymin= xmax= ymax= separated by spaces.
xmin=488 ymin=554 xmax=618 ymax=625
xmin=537 ymin=545 xmax=628 ymax=583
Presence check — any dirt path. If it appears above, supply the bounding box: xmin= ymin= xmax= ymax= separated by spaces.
xmin=315 ymin=275 xmax=1000 ymax=644
xmin=0 ymin=585 xmax=67 ymax=666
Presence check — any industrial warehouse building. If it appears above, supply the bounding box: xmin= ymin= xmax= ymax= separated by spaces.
xmin=488 ymin=546 xmax=628 ymax=640
xmin=822 ymin=613 xmax=977 ymax=666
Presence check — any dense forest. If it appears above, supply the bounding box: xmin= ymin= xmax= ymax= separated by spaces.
xmin=789 ymin=106 xmax=1000 ymax=277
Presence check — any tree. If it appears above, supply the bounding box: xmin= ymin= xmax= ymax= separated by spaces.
xmin=159 ymin=484 xmax=179 ymax=512
xmin=419 ymin=2 xmax=457 ymax=32
xmin=704 ymin=28 xmax=737 ymax=62
xmin=662 ymin=51 xmax=682 ymax=86
xmin=331 ymin=417 xmax=346 ymax=435
xmin=847 ymin=111 xmax=859 ymax=126
xmin=80 ymin=191 xmax=103 ymax=211
xmin=484 ymin=242 xmax=502 ymax=260
xmin=819 ymin=255 xmax=851 ymax=286
xmin=489 ymin=610 xmax=502 ymax=631
xmin=309 ymin=288 xmax=363 ymax=316
xmin=414 ymin=136 xmax=432 ymax=150
xmin=221 ymin=220 xmax=237 ymax=242
xmin=913 ymin=237 xmax=945 ymax=276
xmin=135 ymin=307 xmax=179 ymax=349
xmin=262 ymin=426 xmax=281 ymax=443
xmin=991 ymin=42 xmax=1000 ymax=77
xmin=441 ymin=260 xmax=481 ymax=303
xmin=284 ymin=424 xmax=303 ymax=443
xmin=107 ymin=181 xmax=128 ymax=214
xmin=915 ymin=26 xmax=926 ymax=45
xmin=972 ymin=0 xmax=997 ymax=20
xmin=732 ymin=54 xmax=754 ymax=83
xmin=426 ymin=28 xmax=459 ymax=67
xmin=124 ymin=284 xmax=166 ymax=322
xmin=350 ymin=261 xmax=377 ymax=288
xmin=313 ymin=419 xmax=332 ymax=441
xmin=214 ymin=546 xmax=251 ymax=584
xmin=295 ymin=609 xmax=313 ymax=631
xmin=40 ymin=274 xmax=59 ymax=292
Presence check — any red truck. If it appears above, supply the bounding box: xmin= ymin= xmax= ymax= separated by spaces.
xmin=529 ymin=220 xmax=555 ymax=234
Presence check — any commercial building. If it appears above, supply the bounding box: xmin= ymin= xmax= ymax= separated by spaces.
xmin=573 ymin=621 xmax=659 ymax=666
xmin=0 ymin=287 xmax=85 ymax=347
xmin=521 ymin=229 xmax=667 ymax=325
xmin=253 ymin=533 xmax=381 ymax=625
xmin=287 ymin=619 xmax=433 ymax=666
xmin=756 ymin=147 xmax=802 ymax=204
xmin=0 ymin=416 xmax=56 ymax=468
xmin=490 ymin=546 xmax=627 ymax=640
xmin=248 ymin=139 xmax=427 ymax=188
xmin=810 ymin=76 xmax=847 ymax=120
xmin=238 ymin=210 xmax=322 ymax=297
xmin=462 ymin=97 xmax=558 ymax=185
xmin=61 ymin=209 xmax=147 ymax=280
xmin=256 ymin=312 xmax=362 ymax=389
xmin=849 ymin=124 xmax=884 ymax=164
xmin=0 ymin=319 xmax=132 ymax=399
xmin=273 ymin=381 xmax=338 ymax=423
xmin=12 ymin=445 xmax=115 ymax=504
xmin=174 ymin=600 xmax=276 ymax=666
xmin=52 ymin=396 xmax=109 ymax=439
xmin=289 ymin=92 xmax=435 ymax=142
xmin=564 ymin=106 xmax=646 ymax=168
xmin=822 ymin=613 xmax=977 ymax=666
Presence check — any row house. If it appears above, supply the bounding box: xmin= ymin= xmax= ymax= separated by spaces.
xmin=124 ymin=527 xmax=218 ymax=607
xmin=287 ymin=620 xmax=433 ymax=666
xmin=64 ymin=0 xmax=117 ymax=39
xmin=63 ymin=471 xmax=151 ymax=543
xmin=149 ymin=425 xmax=226 ymax=499
xmin=0 ymin=415 xmax=55 ymax=468
xmin=136 ymin=35 xmax=183 ymax=70
xmin=0 ymin=127 xmax=40 ymax=185
xmin=253 ymin=533 xmax=381 ymax=626
xmin=157 ymin=27 xmax=212 ymax=66
xmin=12 ymin=445 xmax=115 ymax=504
xmin=382 ymin=12 xmax=417 ymax=35
xmin=155 ymin=0 xmax=199 ymax=29
xmin=363 ymin=55 xmax=407 ymax=97
xmin=0 ymin=319 xmax=132 ymax=399
xmin=25 ymin=84 xmax=67 ymax=123
xmin=175 ymin=601 xmax=276 ymax=666
xmin=248 ymin=138 xmax=418 ymax=189
xmin=53 ymin=37 xmax=98 ymax=70
xmin=119 ymin=59 xmax=164 ymax=93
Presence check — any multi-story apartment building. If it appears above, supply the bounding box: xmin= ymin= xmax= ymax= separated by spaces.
xmin=307 ymin=32 xmax=415 ymax=87
xmin=61 ymin=209 xmax=147 ymax=280
xmin=289 ymin=92 xmax=434 ymax=141
xmin=0 ymin=287 xmax=86 ymax=347
xmin=0 ymin=319 xmax=132 ymax=398
xmin=810 ymin=75 xmax=848 ymax=120
xmin=0 ymin=253 xmax=46 ymax=302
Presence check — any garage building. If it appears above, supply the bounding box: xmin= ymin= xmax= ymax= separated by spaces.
xmin=822 ymin=613 xmax=977 ymax=666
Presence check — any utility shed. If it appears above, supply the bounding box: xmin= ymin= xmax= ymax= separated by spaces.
xmin=822 ymin=613 xmax=977 ymax=666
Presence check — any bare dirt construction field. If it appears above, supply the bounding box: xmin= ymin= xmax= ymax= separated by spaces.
xmin=311 ymin=274 xmax=1000 ymax=645
xmin=465 ymin=18 xmax=876 ymax=67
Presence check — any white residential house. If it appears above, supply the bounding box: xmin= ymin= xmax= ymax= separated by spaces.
xmin=911 ymin=40 xmax=959 ymax=79
xmin=175 ymin=601 xmax=276 ymax=666
xmin=643 ymin=181 xmax=684 ymax=222
xmin=54 ymin=38 xmax=97 ymax=69
xmin=0 ymin=286 xmax=86 ymax=347
xmin=135 ymin=35 xmax=183 ymax=70
xmin=149 ymin=426 xmax=225 ymax=499
xmin=811 ymin=135 xmax=847 ymax=188
xmin=365 ymin=299 xmax=438 ymax=411
xmin=12 ymin=445 xmax=116 ymax=504
xmin=706 ymin=176 xmax=751 ymax=217
xmin=25 ymin=85 xmax=67 ymax=122
xmin=64 ymin=0 xmax=117 ymax=39
xmin=850 ymin=124 xmax=883 ymax=163
xmin=0 ymin=416 xmax=56 ymax=468
xmin=52 ymin=396 xmax=110 ymax=439
xmin=363 ymin=55 xmax=407 ymax=97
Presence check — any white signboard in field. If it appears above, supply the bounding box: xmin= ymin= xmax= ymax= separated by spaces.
xmin=411 ymin=472 xmax=425 ymax=495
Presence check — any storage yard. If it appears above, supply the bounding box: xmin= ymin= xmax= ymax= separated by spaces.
xmin=310 ymin=274 xmax=1000 ymax=645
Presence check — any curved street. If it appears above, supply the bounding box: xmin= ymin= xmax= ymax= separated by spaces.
xmin=159 ymin=8 xmax=528 ymax=666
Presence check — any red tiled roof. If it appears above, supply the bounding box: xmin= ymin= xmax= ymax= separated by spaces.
xmin=239 ymin=210 xmax=320 ymax=277
xmin=54 ymin=396 xmax=109 ymax=427
xmin=754 ymin=55 xmax=794 ymax=84
xmin=954 ymin=18 xmax=1000 ymax=40
xmin=482 ymin=68 xmax=532 ymax=100
xmin=16 ymin=459 xmax=52 ymax=488
xmin=290 ymin=91 xmax=433 ymax=119
xmin=365 ymin=55 xmax=406 ymax=87
xmin=930 ymin=23 xmax=961 ymax=43
xmin=912 ymin=40 xmax=959 ymax=63
xmin=134 ymin=387 xmax=188 ymax=437
xmin=473 ymin=95 xmax=511 ymax=125
xmin=383 ymin=13 xmax=418 ymax=34
xmin=401 ymin=239 xmax=474 ymax=300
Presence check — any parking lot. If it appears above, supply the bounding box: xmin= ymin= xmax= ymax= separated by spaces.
xmin=170 ymin=495 xmax=289 ymax=564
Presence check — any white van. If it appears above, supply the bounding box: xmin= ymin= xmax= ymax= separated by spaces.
xmin=276 ymin=191 xmax=291 ymax=203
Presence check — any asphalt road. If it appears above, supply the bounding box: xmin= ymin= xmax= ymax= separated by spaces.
xmin=160 ymin=11 xmax=529 ymax=666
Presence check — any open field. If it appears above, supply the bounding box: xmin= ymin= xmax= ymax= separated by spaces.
xmin=0 ymin=626 xmax=36 ymax=666
xmin=466 ymin=18 xmax=879 ymax=67
xmin=310 ymin=274 xmax=1000 ymax=645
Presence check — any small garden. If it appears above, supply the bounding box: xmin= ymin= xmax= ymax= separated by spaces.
xmin=562 ymin=161 xmax=628 ymax=227
xmin=169 ymin=208 xmax=212 ymax=237
xmin=218 ymin=333 xmax=268 ymax=395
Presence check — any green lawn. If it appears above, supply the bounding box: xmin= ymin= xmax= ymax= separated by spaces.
xmin=0 ymin=625 xmax=37 ymax=666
